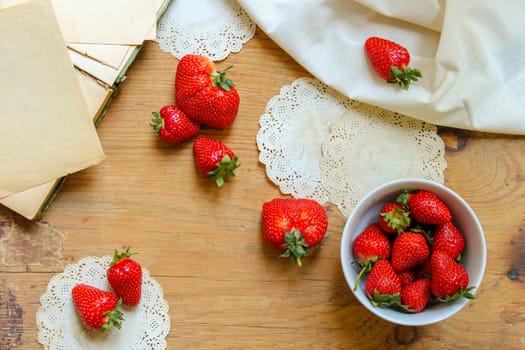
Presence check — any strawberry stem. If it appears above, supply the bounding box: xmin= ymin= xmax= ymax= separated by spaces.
xmin=352 ymin=257 xmax=380 ymax=291
xmin=211 ymin=65 xmax=235 ymax=91
xmin=111 ymin=246 xmax=137 ymax=266
xmin=279 ymin=229 xmax=309 ymax=267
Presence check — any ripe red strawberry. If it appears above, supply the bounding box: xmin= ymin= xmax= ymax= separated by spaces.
xmin=175 ymin=54 xmax=240 ymax=128
xmin=407 ymin=190 xmax=452 ymax=225
xmin=432 ymin=222 xmax=465 ymax=261
xmin=352 ymin=223 xmax=391 ymax=289
xmin=71 ymin=284 xmax=123 ymax=331
xmin=150 ymin=105 xmax=200 ymax=143
xmin=400 ymin=278 xmax=431 ymax=313
xmin=193 ymin=135 xmax=240 ymax=187
xmin=262 ymin=198 xmax=328 ymax=267
xmin=107 ymin=247 xmax=143 ymax=307
xmin=365 ymin=259 xmax=401 ymax=307
xmin=378 ymin=202 xmax=411 ymax=234
xmin=364 ymin=36 xmax=422 ymax=90
xmin=391 ymin=232 xmax=430 ymax=272
xmin=430 ymin=251 xmax=475 ymax=301
xmin=398 ymin=270 xmax=416 ymax=286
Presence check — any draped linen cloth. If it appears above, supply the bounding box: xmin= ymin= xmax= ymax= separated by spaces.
xmin=238 ymin=0 xmax=525 ymax=135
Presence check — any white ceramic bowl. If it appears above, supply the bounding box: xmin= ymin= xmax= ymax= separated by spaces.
xmin=340 ymin=178 xmax=487 ymax=326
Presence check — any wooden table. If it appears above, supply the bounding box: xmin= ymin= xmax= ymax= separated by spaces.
xmin=1 ymin=29 xmax=524 ymax=349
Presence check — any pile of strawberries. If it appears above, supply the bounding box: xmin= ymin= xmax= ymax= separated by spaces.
xmin=71 ymin=248 xmax=143 ymax=331
xmin=352 ymin=190 xmax=475 ymax=313
xmin=150 ymin=54 xmax=240 ymax=187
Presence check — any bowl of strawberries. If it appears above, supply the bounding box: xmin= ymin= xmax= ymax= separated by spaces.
xmin=340 ymin=178 xmax=486 ymax=326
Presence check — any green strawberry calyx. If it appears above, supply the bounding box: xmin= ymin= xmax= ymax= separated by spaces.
xmin=211 ymin=65 xmax=235 ymax=92
xmin=432 ymin=286 xmax=476 ymax=303
xmin=395 ymin=190 xmax=411 ymax=209
xmin=279 ymin=229 xmax=309 ymax=267
xmin=111 ymin=246 xmax=137 ymax=266
xmin=368 ymin=289 xmax=402 ymax=308
xmin=150 ymin=112 xmax=164 ymax=134
xmin=388 ymin=66 xmax=422 ymax=90
xmin=101 ymin=298 xmax=124 ymax=331
xmin=208 ymin=154 xmax=240 ymax=187
xmin=380 ymin=206 xmax=411 ymax=235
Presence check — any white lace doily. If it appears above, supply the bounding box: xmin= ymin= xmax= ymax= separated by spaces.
xmin=256 ymin=78 xmax=358 ymax=204
xmin=157 ymin=0 xmax=256 ymax=61
xmin=36 ymin=256 xmax=170 ymax=350
xmin=321 ymin=105 xmax=447 ymax=217
xmin=256 ymin=77 xmax=446 ymax=216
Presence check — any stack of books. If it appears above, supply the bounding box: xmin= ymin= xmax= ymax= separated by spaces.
xmin=0 ymin=0 xmax=172 ymax=219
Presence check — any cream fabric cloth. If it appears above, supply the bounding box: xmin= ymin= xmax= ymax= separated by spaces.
xmin=238 ymin=0 xmax=525 ymax=135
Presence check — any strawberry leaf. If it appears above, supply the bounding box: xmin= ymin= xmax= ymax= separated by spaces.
xmin=368 ymin=289 xmax=401 ymax=307
xmin=207 ymin=154 xmax=240 ymax=187
xmin=279 ymin=229 xmax=309 ymax=267
xmin=380 ymin=206 xmax=411 ymax=235
xmin=101 ymin=298 xmax=124 ymax=331
xmin=388 ymin=66 xmax=422 ymax=90
xmin=211 ymin=65 xmax=235 ymax=92
xmin=150 ymin=112 xmax=164 ymax=134
xmin=432 ymin=286 xmax=476 ymax=303
xmin=111 ymin=246 xmax=137 ymax=266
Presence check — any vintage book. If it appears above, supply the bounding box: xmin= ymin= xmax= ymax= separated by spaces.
xmin=0 ymin=0 xmax=172 ymax=219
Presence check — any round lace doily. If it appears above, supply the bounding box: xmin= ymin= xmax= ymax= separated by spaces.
xmin=321 ymin=105 xmax=447 ymax=217
xmin=256 ymin=78 xmax=358 ymax=204
xmin=256 ymin=77 xmax=447 ymax=216
xmin=157 ymin=0 xmax=256 ymax=61
xmin=36 ymin=256 xmax=170 ymax=350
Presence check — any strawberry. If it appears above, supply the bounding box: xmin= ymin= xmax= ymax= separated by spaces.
xmin=71 ymin=284 xmax=123 ymax=331
xmin=365 ymin=259 xmax=401 ymax=307
xmin=432 ymin=222 xmax=465 ymax=261
xmin=391 ymin=232 xmax=430 ymax=272
xmin=364 ymin=36 xmax=422 ymax=90
xmin=400 ymin=278 xmax=431 ymax=313
xmin=262 ymin=198 xmax=328 ymax=267
xmin=175 ymin=54 xmax=239 ymax=128
xmin=407 ymin=190 xmax=452 ymax=225
xmin=107 ymin=247 xmax=143 ymax=307
xmin=150 ymin=105 xmax=200 ymax=143
xmin=378 ymin=202 xmax=411 ymax=234
xmin=398 ymin=270 xmax=416 ymax=286
xmin=352 ymin=223 xmax=391 ymax=290
xmin=193 ymin=135 xmax=240 ymax=187
xmin=430 ymin=251 xmax=475 ymax=301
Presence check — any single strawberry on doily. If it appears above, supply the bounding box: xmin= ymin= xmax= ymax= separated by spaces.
xmin=157 ymin=0 xmax=256 ymax=61
xmin=36 ymin=256 xmax=170 ymax=350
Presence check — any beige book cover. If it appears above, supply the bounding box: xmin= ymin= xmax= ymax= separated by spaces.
xmin=1 ymin=0 xmax=172 ymax=219
xmin=51 ymin=0 xmax=157 ymax=45
xmin=0 ymin=0 xmax=105 ymax=199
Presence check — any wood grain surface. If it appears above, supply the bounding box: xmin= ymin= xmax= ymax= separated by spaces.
xmin=1 ymin=29 xmax=525 ymax=349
